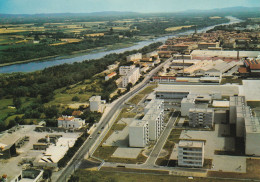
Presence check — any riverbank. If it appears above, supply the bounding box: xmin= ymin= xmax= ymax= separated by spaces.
xmin=0 ymin=39 xmax=143 ymax=68
xmin=0 ymin=16 xmax=241 ymax=74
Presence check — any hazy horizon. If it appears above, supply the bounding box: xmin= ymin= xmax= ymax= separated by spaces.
xmin=0 ymin=0 xmax=260 ymax=14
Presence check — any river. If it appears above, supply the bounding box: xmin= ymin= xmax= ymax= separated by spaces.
xmin=0 ymin=16 xmax=242 ymax=74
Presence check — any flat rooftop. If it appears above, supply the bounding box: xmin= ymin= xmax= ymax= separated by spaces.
xmin=212 ymin=101 xmax=230 ymax=107
xmin=129 ymin=119 xmax=148 ymax=127
xmin=191 ymin=50 xmax=260 ymax=58
xmin=89 ymin=96 xmax=101 ymax=101
xmin=179 ymin=140 xmax=204 ymax=148
xmin=241 ymin=80 xmax=260 ymax=101
xmin=156 ymin=84 xmax=239 ymax=96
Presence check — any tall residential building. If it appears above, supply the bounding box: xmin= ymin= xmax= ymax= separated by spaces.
xmin=178 ymin=140 xmax=204 ymax=168
xmin=142 ymin=103 xmax=164 ymax=141
xmin=122 ymin=68 xmax=140 ymax=88
xmin=229 ymin=96 xmax=260 ymax=156
xmin=129 ymin=120 xmax=149 ymax=148
xmin=126 ymin=53 xmax=142 ymax=62
xmin=119 ymin=65 xmax=135 ymax=76
xmin=89 ymin=96 xmax=105 ymax=113
xmin=189 ymin=108 xmax=214 ymax=128
xmin=128 ymin=99 xmax=164 ymax=147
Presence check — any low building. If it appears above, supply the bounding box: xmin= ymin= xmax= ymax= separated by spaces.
xmin=57 ymin=116 xmax=85 ymax=129
xmin=11 ymin=169 xmax=43 ymax=182
xmin=178 ymin=140 xmax=204 ymax=168
xmin=129 ymin=120 xmax=149 ymax=148
xmin=105 ymin=72 xmax=117 ymax=81
xmin=189 ymin=108 xmax=214 ymax=128
xmin=33 ymin=136 xmax=79 ymax=168
xmin=198 ymin=42 xmax=219 ymax=50
xmin=122 ymin=68 xmax=140 ymax=88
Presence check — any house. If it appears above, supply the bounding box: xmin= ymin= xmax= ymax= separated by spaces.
xmin=57 ymin=116 xmax=85 ymax=129
xmin=105 ymin=72 xmax=117 ymax=81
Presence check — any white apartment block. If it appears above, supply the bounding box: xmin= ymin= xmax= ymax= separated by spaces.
xmin=229 ymin=96 xmax=260 ymax=156
xmin=144 ymin=99 xmax=164 ymax=114
xmin=146 ymin=51 xmax=158 ymax=58
xmin=58 ymin=116 xmax=85 ymax=129
xmin=178 ymin=140 xmax=205 ymax=168
xmin=189 ymin=108 xmax=214 ymax=128
xmin=89 ymin=96 xmax=105 ymax=112
xmin=122 ymin=68 xmax=140 ymax=88
xmin=119 ymin=65 xmax=135 ymax=76
xmin=181 ymin=98 xmax=195 ymax=116
xmin=181 ymin=94 xmax=212 ymax=116
xmin=128 ymin=99 xmax=164 ymax=147
xmin=126 ymin=53 xmax=142 ymax=62
xmin=143 ymin=106 xmax=164 ymax=141
xmin=129 ymin=120 xmax=149 ymax=147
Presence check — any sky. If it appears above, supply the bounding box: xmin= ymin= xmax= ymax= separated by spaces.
xmin=0 ymin=0 xmax=259 ymax=14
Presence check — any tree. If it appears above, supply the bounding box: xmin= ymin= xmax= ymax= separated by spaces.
xmin=126 ymin=83 xmax=133 ymax=91
xmin=72 ymin=96 xmax=80 ymax=102
xmin=45 ymin=105 xmax=59 ymax=118
xmin=13 ymin=97 xmax=22 ymax=109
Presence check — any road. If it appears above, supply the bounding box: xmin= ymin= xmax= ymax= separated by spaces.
xmin=54 ymin=58 xmax=173 ymax=182
xmin=142 ymin=112 xmax=179 ymax=167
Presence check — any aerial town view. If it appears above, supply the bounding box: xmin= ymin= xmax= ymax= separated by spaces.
xmin=1 ymin=0 xmax=260 ymax=182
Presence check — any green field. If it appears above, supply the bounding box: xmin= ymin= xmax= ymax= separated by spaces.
xmin=72 ymin=170 xmax=242 ymax=182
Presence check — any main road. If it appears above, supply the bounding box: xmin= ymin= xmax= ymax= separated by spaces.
xmin=53 ymin=58 xmax=173 ymax=182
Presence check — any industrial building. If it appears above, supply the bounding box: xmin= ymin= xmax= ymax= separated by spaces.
xmin=0 ymin=129 xmax=29 ymax=159
xmin=11 ymin=169 xmax=43 ymax=182
xmin=191 ymin=50 xmax=260 ymax=59
xmin=89 ymin=95 xmax=106 ymax=112
xmin=178 ymin=140 xmax=205 ymax=167
xmin=57 ymin=116 xmax=85 ymax=129
xmin=33 ymin=136 xmax=79 ymax=167
xmin=189 ymin=108 xmax=214 ymax=128
xmin=184 ymin=59 xmax=237 ymax=77
xmin=155 ymin=84 xmax=237 ymax=100
xmin=129 ymin=120 xmax=149 ymax=148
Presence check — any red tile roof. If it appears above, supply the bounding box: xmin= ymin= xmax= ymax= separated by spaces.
xmin=250 ymin=64 xmax=260 ymax=70
xmin=72 ymin=111 xmax=83 ymax=116
xmin=238 ymin=67 xmax=248 ymax=73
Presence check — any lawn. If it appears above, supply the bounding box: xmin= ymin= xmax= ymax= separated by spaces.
xmin=128 ymin=84 xmax=157 ymax=105
xmin=208 ymin=158 xmax=260 ymax=180
xmin=156 ymin=128 xmax=183 ymax=166
xmin=73 ymin=170 xmax=241 ymax=182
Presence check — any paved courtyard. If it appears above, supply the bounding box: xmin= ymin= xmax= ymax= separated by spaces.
xmin=112 ymin=148 xmax=142 ymax=159
xmin=170 ymin=124 xmax=247 ymax=173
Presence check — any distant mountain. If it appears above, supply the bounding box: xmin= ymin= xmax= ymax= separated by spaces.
xmin=0 ymin=11 xmax=139 ymax=17
xmin=182 ymin=6 xmax=260 ymax=14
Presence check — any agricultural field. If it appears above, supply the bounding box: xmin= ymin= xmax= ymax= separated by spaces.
xmin=165 ymin=25 xmax=194 ymax=31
